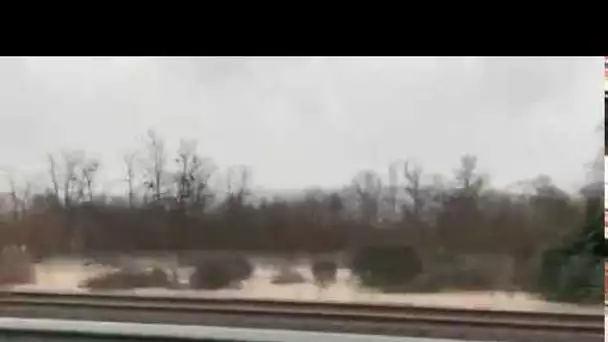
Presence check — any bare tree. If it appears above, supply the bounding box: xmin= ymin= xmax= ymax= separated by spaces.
xmin=60 ymin=151 xmax=85 ymax=208
xmin=47 ymin=151 xmax=82 ymax=208
xmin=191 ymin=157 xmax=216 ymax=214
xmin=8 ymin=175 xmax=20 ymax=221
xmin=175 ymin=140 xmax=195 ymax=211
xmin=454 ymin=154 xmax=484 ymax=196
xmin=223 ymin=165 xmax=252 ymax=213
xmin=144 ymin=130 xmax=167 ymax=204
xmin=3 ymin=173 xmax=30 ymax=221
xmin=123 ymin=151 xmax=138 ymax=209
xmin=352 ymin=170 xmax=382 ymax=225
xmin=80 ymin=159 xmax=100 ymax=203
xmin=47 ymin=154 xmax=60 ymax=205
xmin=174 ymin=139 xmax=216 ymax=214
xmin=46 ymin=151 xmax=92 ymax=253
xmin=387 ymin=161 xmax=402 ymax=217
xmin=17 ymin=181 xmax=31 ymax=219
xmin=403 ymin=161 xmax=424 ymax=222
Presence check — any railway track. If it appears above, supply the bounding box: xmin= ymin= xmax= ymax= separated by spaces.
xmin=0 ymin=290 xmax=603 ymax=342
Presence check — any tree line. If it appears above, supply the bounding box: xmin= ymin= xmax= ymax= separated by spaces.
xmin=0 ymin=129 xmax=601 ymax=257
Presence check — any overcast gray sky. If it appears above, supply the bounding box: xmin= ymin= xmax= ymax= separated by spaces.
xmin=0 ymin=57 xmax=603 ymax=194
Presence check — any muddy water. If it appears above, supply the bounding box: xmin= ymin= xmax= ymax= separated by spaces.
xmin=7 ymin=256 xmax=602 ymax=315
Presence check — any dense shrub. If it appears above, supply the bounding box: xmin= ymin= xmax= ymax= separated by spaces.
xmin=534 ymin=200 xmax=603 ymax=303
xmin=311 ymin=259 xmax=337 ymax=288
xmin=82 ymin=267 xmax=170 ymax=290
xmin=189 ymin=257 xmax=251 ymax=290
xmin=351 ymin=246 xmax=422 ymax=290
xmin=536 ymin=248 xmax=603 ymax=303
xmin=224 ymin=255 xmax=254 ymax=282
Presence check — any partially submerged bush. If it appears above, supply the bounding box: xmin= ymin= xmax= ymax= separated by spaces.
xmin=190 ymin=259 xmax=240 ymax=290
xmin=82 ymin=267 xmax=170 ymax=290
xmin=351 ymin=246 xmax=422 ymax=290
xmin=311 ymin=259 xmax=337 ymax=288
xmin=189 ymin=256 xmax=253 ymax=290
xmin=271 ymin=265 xmax=306 ymax=285
xmin=225 ymin=255 xmax=254 ymax=282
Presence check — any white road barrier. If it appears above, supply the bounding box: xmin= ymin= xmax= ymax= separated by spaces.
xmin=0 ymin=317 xmax=480 ymax=342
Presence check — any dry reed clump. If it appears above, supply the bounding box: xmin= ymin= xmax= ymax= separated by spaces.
xmin=0 ymin=245 xmax=34 ymax=286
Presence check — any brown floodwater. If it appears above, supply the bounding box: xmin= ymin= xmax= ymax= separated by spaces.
xmin=5 ymin=256 xmax=601 ymax=315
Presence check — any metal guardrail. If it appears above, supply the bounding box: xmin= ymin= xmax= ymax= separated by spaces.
xmin=0 ymin=291 xmax=603 ymax=342
xmin=0 ymin=317 xmax=465 ymax=342
xmin=1 ymin=290 xmax=602 ymax=330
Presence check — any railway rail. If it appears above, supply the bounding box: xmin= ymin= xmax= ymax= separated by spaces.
xmin=0 ymin=290 xmax=603 ymax=342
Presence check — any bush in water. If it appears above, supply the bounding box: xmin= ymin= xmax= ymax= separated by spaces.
xmin=271 ymin=265 xmax=306 ymax=285
xmin=82 ymin=266 xmax=171 ymax=290
xmin=190 ymin=258 xmax=245 ymax=290
xmin=225 ymin=255 xmax=254 ymax=282
xmin=311 ymin=259 xmax=337 ymax=288
xmin=351 ymin=246 xmax=423 ymax=290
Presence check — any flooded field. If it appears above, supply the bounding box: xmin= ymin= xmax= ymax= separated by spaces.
xmin=4 ymin=255 xmax=602 ymax=315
